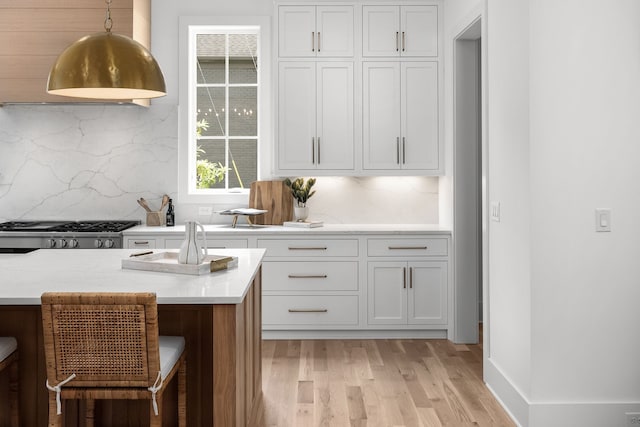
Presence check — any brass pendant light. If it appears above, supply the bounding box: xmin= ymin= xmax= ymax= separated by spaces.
xmin=47 ymin=0 xmax=166 ymax=100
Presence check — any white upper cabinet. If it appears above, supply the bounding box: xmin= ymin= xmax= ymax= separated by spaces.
xmin=363 ymin=61 xmax=440 ymax=172
xmin=363 ymin=5 xmax=438 ymax=57
xmin=279 ymin=5 xmax=354 ymax=57
xmin=278 ymin=62 xmax=354 ymax=171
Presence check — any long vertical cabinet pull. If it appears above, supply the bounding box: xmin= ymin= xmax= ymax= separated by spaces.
xmin=402 ymin=137 xmax=406 ymax=164
xmin=312 ymin=137 xmax=315 ymax=164
xmin=409 ymin=267 xmax=413 ymax=288
xmin=403 ymin=267 xmax=407 ymax=289
xmin=317 ymin=137 xmax=321 ymax=164
xmin=317 ymin=32 xmax=321 ymax=52
xmin=396 ymin=137 xmax=400 ymax=164
xmin=402 ymin=31 xmax=406 ymax=52
xmin=396 ymin=32 xmax=399 ymax=51
xmin=312 ymin=32 xmax=315 ymax=52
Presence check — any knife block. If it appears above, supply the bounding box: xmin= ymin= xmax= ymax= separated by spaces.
xmin=146 ymin=211 xmax=165 ymax=226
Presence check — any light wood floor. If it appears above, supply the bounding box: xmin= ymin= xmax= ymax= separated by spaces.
xmin=256 ymin=333 xmax=514 ymax=427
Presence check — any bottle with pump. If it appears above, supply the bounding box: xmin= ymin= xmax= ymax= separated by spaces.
xmin=166 ymin=198 xmax=175 ymax=227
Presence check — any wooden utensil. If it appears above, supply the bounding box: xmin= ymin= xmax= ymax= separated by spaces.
xmin=160 ymin=194 xmax=170 ymax=211
xmin=137 ymin=198 xmax=152 ymax=212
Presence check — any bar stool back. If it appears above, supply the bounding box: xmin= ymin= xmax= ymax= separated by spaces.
xmin=41 ymin=292 xmax=186 ymax=427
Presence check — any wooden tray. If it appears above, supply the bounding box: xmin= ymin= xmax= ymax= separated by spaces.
xmin=122 ymin=251 xmax=238 ymax=275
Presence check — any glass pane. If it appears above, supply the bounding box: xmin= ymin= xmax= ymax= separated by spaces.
xmin=197 ymin=34 xmax=225 ymax=84
xmin=229 ymin=34 xmax=257 ymax=84
xmin=228 ymin=87 xmax=257 ymax=136
xmin=228 ymin=139 xmax=257 ymax=189
xmin=196 ymin=139 xmax=227 ymax=189
xmin=197 ymin=87 xmax=226 ymax=137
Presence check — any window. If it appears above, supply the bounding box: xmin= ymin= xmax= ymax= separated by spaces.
xmin=178 ymin=17 xmax=271 ymax=203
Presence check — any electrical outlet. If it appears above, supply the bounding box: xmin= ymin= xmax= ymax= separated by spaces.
xmin=198 ymin=206 xmax=212 ymax=216
xmin=490 ymin=201 xmax=501 ymax=222
xmin=626 ymin=412 xmax=640 ymax=426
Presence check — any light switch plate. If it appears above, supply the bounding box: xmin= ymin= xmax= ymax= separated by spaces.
xmin=491 ymin=201 xmax=501 ymax=222
xmin=595 ymin=208 xmax=611 ymax=232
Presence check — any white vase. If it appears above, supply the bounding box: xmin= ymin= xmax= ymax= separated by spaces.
xmin=294 ymin=206 xmax=309 ymax=222
xmin=178 ymin=220 xmax=208 ymax=264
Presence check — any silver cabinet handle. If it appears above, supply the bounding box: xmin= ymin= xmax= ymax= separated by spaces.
xmin=288 ymin=309 xmax=328 ymax=313
xmin=403 ymin=266 xmax=407 ymax=289
xmin=388 ymin=246 xmax=428 ymax=250
xmin=409 ymin=267 xmax=413 ymax=289
xmin=312 ymin=32 xmax=315 ymax=52
xmin=396 ymin=31 xmax=399 ymax=51
xmin=396 ymin=137 xmax=400 ymax=164
xmin=288 ymin=246 xmax=328 ymax=250
xmin=312 ymin=137 xmax=315 ymax=164
xmin=134 ymin=241 xmax=149 ymax=245
xmin=318 ymin=137 xmax=321 ymax=164
xmin=402 ymin=31 xmax=406 ymax=52
xmin=402 ymin=136 xmax=406 ymax=164
xmin=288 ymin=274 xmax=328 ymax=279
xmin=318 ymin=32 xmax=321 ymax=52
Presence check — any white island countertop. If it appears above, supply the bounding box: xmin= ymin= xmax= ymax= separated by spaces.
xmin=0 ymin=248 xmax=265 ymax=305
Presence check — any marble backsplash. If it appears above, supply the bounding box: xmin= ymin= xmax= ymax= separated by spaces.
xmin=0 ymin=104 xmax=438 ymax=225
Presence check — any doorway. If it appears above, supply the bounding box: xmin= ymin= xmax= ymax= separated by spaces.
xmin=453 ymin=18 xmax=482 ymax=344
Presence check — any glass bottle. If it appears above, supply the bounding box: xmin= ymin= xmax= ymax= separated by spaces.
xmin=166 ymin=199 xmax=175 ymax=227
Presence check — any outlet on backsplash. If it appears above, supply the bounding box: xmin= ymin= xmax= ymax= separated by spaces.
xmin=198 ymin=206 xmax=213 ymax=216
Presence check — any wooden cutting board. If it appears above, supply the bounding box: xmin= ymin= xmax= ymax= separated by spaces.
xmin=249 ymin=181 xmax=293 ymax=225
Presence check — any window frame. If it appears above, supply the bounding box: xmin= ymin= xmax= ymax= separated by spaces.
xmin=178 ymin=16 xmax=272 ymax=204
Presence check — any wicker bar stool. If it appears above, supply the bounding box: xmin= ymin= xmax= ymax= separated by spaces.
xmin=41 ymin=292 xmax=186 ymax=427
xmin=0 ymin=337 xmax=18 ymax=427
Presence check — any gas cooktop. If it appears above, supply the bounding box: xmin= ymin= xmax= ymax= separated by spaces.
xmin=0 ymin=220 xmax=139 ymax=233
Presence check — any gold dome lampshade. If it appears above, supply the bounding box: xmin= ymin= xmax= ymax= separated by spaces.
xmin=47 ymin=31 xmax=166 ymax=100
xmin=47 ymin=0 xmax=166 ymax=101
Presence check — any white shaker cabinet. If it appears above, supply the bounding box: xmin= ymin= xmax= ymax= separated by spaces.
xmin=278 ymin=5 xmax=354 ymax=57
xmin=368 ymin=261 xmax=448 ymax=325
xmin=278 ymin=61 xmax=354 ymax=171
xmin=362 ymin=5 xmax=438 ymax=57
xmin=363 ymin=61 xmax=440 ymax=172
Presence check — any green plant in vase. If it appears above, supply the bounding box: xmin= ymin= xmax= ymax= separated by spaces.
xmin=284 ymin=177 xmax=316 ymax=222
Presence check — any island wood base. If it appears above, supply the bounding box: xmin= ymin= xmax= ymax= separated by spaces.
xmin=0 ymin=270 xmax=262 ymax=427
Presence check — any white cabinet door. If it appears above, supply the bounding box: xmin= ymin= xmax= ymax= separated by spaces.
xmin=317 ymin=62 xmax=354 ymax=170
xmin=400 ymin=6 xmax=438 ymax=57
xmin=362 ymin=5 xmax=399 ymax=57
xmin=363 ymin=62 xmax=439 ymax=172
xmin=279 ymin=5 xmax=353 ymax=58
xmin=363 ymin=5 xmax=438 ymax=58
xmin=278 ymin=62 xmax=354 ymax=171
xmin=278 ymin=62 xmax=316 ymax=170
xmin=316 ymin=6 xmax=354 ymax=57
xmin=363 ymin=62 xmax=401 ymax=170
xmin=367 ymin=262 xmax=407 ymax=325
xmin=408 ymin=261 xmax=448 ymax=325
xmin=279 ymin=6 xmax=316 ymax=57
xmin=401 ymin=62 xmax=439 ymax=171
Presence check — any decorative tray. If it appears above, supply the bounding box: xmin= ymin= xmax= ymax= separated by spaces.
xmin=122 ymin=251 xmax=238 ymax=275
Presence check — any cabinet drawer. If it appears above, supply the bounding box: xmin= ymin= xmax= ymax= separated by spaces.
xmin=263 ymin=295 xmax=358 ymax=325
xmin=263 ymin=261 xmax=358 ymax=291
xmin=367 ymin=238 xmax=447 ymax=257
xmin=164 ymin=238 xmax=248 ymax=249
xmin=257 ymin=239 xmax=358 ymax=257
xmin=127 ymin=239 xmax=157 ymax=249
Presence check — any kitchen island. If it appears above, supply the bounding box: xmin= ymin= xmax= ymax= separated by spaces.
xmin=0 ymin=248 xmax=265 ymax=427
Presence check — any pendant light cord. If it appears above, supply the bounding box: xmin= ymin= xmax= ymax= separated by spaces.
xmin=104 ymin=0 xmax=113 ymax=32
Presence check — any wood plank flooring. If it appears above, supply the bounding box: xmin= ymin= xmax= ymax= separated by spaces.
xmin=256 ymin=333 xmax=514 ymax=427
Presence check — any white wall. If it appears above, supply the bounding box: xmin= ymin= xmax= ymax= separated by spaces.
xmin=528 ymin=0 xmax=640 ymax=423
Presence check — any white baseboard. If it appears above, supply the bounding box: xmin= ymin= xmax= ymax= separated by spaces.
xmin=262 ymin=329 xmax=448 ymax=340
xmin=485 ymin=358 xmax=640 ymax=427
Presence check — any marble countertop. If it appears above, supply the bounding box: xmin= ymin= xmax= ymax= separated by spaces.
xmin=0 ymin=248 xmax=265 ymax=305
xmin=124 ymin=223 xmax=452 ymax=236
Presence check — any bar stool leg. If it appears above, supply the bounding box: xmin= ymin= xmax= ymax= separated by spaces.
xmin=85 ymin=399 xmax=95 ymax=427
